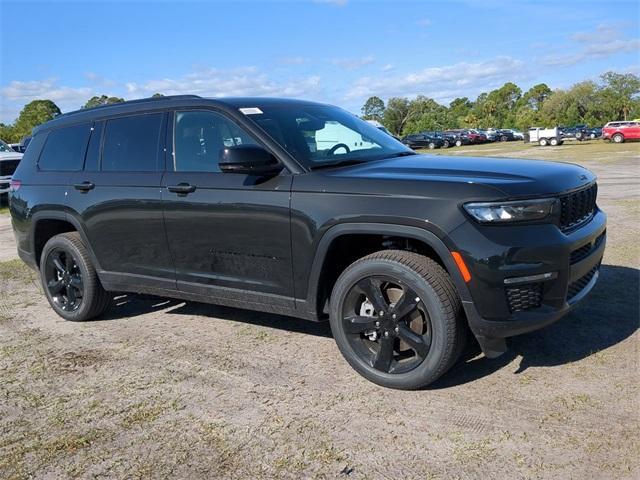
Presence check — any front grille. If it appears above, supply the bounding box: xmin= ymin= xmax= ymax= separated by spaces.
xmin=559 ymin=183 xmax=598 ymax=232
xmin=0 ymin=159 xmax=20 ymax=177
xmin=506 ymin=283 xmax=543 ymax=313
xmin=570 ymin=231 xmax=606 ymax=264
xmin=567 ymin=266 xmax=598 ymax=301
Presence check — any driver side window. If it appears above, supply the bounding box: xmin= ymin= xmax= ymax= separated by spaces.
xmin=173 ymin=110 xmax=259 ymax=172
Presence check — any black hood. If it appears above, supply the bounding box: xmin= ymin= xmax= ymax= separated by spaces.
xmin=326 ymin=154 xmax=596 ymax=197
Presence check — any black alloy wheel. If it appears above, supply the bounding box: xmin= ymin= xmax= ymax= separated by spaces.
xmin=341 ymin=275 xmax=432 ymax=374
xmin=44 ymin=248 xmax=84 ymax=312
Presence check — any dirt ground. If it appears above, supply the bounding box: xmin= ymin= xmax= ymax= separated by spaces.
xmin=1 ymin=141 xmax=639 ymax=479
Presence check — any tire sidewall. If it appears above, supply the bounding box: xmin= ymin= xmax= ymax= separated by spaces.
xmin=40 ymin=235 xmax=96 ymax=321
xmin=330 ymin=259 xmax=452 ymax=389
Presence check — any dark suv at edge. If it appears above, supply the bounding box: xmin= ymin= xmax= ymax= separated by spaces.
xmin=9 ymin=95 xmax=606 ymax=390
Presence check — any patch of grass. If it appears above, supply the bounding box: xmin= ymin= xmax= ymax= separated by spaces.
xmin=0 ymin=259 xmax=36 ymax=284
xmin=0 ymin=206 xmax=9 ymax=216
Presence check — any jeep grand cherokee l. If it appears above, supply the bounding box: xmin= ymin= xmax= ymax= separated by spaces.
xmin=9 ymin=95 xmax=606 ymax=390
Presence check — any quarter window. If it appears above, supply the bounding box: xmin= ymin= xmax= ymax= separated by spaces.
xmin=38 ymin=123 xmax=91 ymax=171
xmin=102 ymin=113 xmax=163 ymax=172
xmin=173 ymin=111 xmax=259 ymax=172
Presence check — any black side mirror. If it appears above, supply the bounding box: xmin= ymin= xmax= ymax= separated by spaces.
xmin=219 ymin=145 xmax=283 ymax=176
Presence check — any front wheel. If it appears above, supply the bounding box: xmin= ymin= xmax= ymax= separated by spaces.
xmin=40 ymin=232 xmax=112 ymax=321
xmin=455 ymin=140 xmax=462 ymax=147
xmin=329 ymin=250 xmax=465 ymax=390
xmin=550 ymin=137 xmax=559 ymax=146
xmin=539 ymin=138 xmax=548 ymax=146
xmin=613 ymin=133 xmax=624 ymax=143
xmin=428 ymin=142 xmax=436 ymax=149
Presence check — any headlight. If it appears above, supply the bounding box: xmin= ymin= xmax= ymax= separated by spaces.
xmin=463 ymin=198 xmax=556 ymax=223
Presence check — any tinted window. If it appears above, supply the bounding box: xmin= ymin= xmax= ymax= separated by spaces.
xmin=38 ymin=123 xmax=91 ymax=171
xmin=102 ymin=113 xmax=163 ymax=172
xmin=173 ymin=110 xmax=259 ymax=172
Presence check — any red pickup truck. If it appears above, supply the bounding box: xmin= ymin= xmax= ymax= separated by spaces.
xmin=602 ymin=121 xmax=640 ymax=143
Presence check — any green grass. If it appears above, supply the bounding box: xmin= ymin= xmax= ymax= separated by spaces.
xmin=0 ymin=206 xmax=9 ymax=216
xmin=0 ymin=259 xmax=35 ymax=284
xmin=417 ymin=139 xmax=640 ymax=163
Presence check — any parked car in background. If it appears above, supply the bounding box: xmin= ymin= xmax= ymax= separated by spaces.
xmin=495 ymin=129 xmax=515 ymax=142
xmin=0 ymin=139 xmax=23 ymax=199
xmin=559 ymin=125 xmax=590 ymax=141
xmin=420 ymin=131 xmax=456 ymax=148
xmin=443 ymin=130 xmax=474 ymax=147
xmin=587 ymin=127 xmax=602 ymax=139
xmin=466 ymin=129 xmax=488 ymax=143
xmin=508 ymin=129 xmax=524 ymax=140
xmin=602 ymin=121 xmax=640 ymax=143
xmin=528 ymin=127 xmax=564 ymax=146
xmin=401 ymin=133 xmax=444 ymax=149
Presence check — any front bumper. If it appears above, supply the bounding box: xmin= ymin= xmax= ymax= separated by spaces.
xmin=449 ymin=209 xmax=606 ymax=351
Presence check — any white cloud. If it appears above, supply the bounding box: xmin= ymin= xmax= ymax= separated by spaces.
xmin=0 ymin=68 xmax=324 ymax=123
xmin=345 ymin=56 xmax=527 ymax=102
xmin=330 ymin=55 xmax=375 ymax=70
xmin=382 ymin=63 xmax=395 ymax=72
xmin=540 ymin=23 xmax=640 ymax=67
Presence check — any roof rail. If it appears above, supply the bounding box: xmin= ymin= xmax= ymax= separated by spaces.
xmin=56 ymin=94 xmax=202 ymax=118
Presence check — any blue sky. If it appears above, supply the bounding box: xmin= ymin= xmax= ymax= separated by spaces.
xmin=1 ymin=0 xmax=639 ymax=123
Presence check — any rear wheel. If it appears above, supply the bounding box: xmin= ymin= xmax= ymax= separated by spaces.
xmin=443 ymin=140 xmax=450 ymax=148
xmin=455 ymin=139 xmax=462 ymax=147
xmin=550 ymin=137 xmax=559 ymax=146
xmin=40 ymin=232 xmax=111 ymax=321
xmin=613 ymin=133 xmax=624 ymax=143
xmin=428 ymin=142 xmax=436 ymax=149
xmin=329 ymin=250 xmax=465 ymax=390
xmin=539 ymin=138 xmax=548 ymax=146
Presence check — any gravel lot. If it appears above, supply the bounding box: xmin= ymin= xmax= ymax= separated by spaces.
xmin=1 ymin=142 xmax=638 ymax=479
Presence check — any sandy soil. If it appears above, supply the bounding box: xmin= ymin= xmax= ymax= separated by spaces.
xmin=0 ymin=143 xmax=638 ymax=479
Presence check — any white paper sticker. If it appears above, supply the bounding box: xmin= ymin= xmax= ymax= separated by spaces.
xmin=239 ymin=107 xmax=263 ymax=115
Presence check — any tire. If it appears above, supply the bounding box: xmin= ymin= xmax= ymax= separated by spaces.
xmin=455 ymin=140 xmax=462 ymax=147
xmin=443 ymin=140 xmax=450 ymax=148
xmin=590 ymin=133 xmax=596 ymax=139
xmin=428 ymin=142 xmax=436 ymax=150
xmin=539 ymin=138 xmax=548 ymax=146
xmin=575 ymin=132 xmax=583 ymax=140
xmin=613 ymin=133 xmax=624 ymax=143
xmin=329 ymin=250 xmax=465 ymax=390
xmin=500 ymin=135 xmax=507 ymax=142
xmin=550 ymin=137 xmax=559 ymax=146
xmin=40 ymin=232 xmax=111 ymax=321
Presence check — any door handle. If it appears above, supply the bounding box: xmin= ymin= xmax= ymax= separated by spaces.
xmin=73 ymin=181 xmax=95 ymax=192
xmin=167 ymin=183 xmax=197 ymax=195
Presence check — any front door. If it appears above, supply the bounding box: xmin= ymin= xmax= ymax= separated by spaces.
xmin=161 ymin=109 xmax=294 ymax=306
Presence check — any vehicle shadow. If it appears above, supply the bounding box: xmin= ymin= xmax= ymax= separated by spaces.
xmin=430 ymin=264 xmax=639 ymax=389
xmin=102 ymin=293 xmax=333 ymax=338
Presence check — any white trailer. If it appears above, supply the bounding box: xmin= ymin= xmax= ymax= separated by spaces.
xmin=528 ymin=127 xmax=564 ymax=146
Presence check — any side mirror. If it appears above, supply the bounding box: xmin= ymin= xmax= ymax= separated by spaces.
xmin=219 ymin=145 xmax=283 ymax=176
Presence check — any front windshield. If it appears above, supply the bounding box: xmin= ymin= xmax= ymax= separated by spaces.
xmin=0 ymin=139 xmax=15 ymax=152
xmin=245 ymin=104 xmax=411 ymax=168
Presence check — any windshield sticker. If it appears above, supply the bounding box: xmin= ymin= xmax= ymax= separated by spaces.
xmin=239 ymin=107 xmax=263 ymax=115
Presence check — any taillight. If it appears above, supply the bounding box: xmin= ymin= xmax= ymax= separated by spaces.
xmin=9 ymin=179 xmax=21 ymax=191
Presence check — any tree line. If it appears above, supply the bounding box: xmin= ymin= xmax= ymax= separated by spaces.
xmin=1 ymin=71 xmax=638 ymax=143
xmin=0 ymin=94 xmax=163 ymax=143
xmin=361 ymin=71 xmax=640 ymax=136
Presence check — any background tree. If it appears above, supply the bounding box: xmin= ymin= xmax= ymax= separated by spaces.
xmin=598 ymin=71 xmax=640 ymax=120
xmin=83 ymin=95 xmax=125 ymax=109
xmin=361 ymin=96 xmax=385 ymax=122
xmin=447 ymin=97 xmax=473 ymax=127
xmin=151 ymin=93 xmax=164 ymax=98
xmin=382 ymin=97 xmax=413 ymax=136
xmin=10 ymin=100 xmax=61 ymax=141
xmin=404 ymin=96 xmax=449 ymax=133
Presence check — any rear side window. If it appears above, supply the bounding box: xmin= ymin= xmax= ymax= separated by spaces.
xmin=102 ymin=113 xmax=163 ymax=172
xmin=38 ymin=123 xmax=91 ymax=171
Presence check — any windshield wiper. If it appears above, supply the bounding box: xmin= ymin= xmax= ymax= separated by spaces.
xmin=310 ymin=159 xmax=368 ymax=170
xmin=386 ymin=151 xmax=418 ymax=158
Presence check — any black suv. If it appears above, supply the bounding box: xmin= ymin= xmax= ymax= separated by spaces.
xmin=401 ymin=133 xmax=444 ymax=150
xmin=9 ymin=96 xmax=606 ymax=390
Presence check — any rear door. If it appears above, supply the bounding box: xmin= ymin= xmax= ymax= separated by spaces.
xmin=68 ymin=112 xmax=175 ymax=289
xmin=161 ymin=109 xmax=294 ymax=303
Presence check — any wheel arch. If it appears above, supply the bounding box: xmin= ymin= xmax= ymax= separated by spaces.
xmin=303 ymin=223 xmax=472 ymax=320
xmin=31 ymin=210 xmax=101 ymax=271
